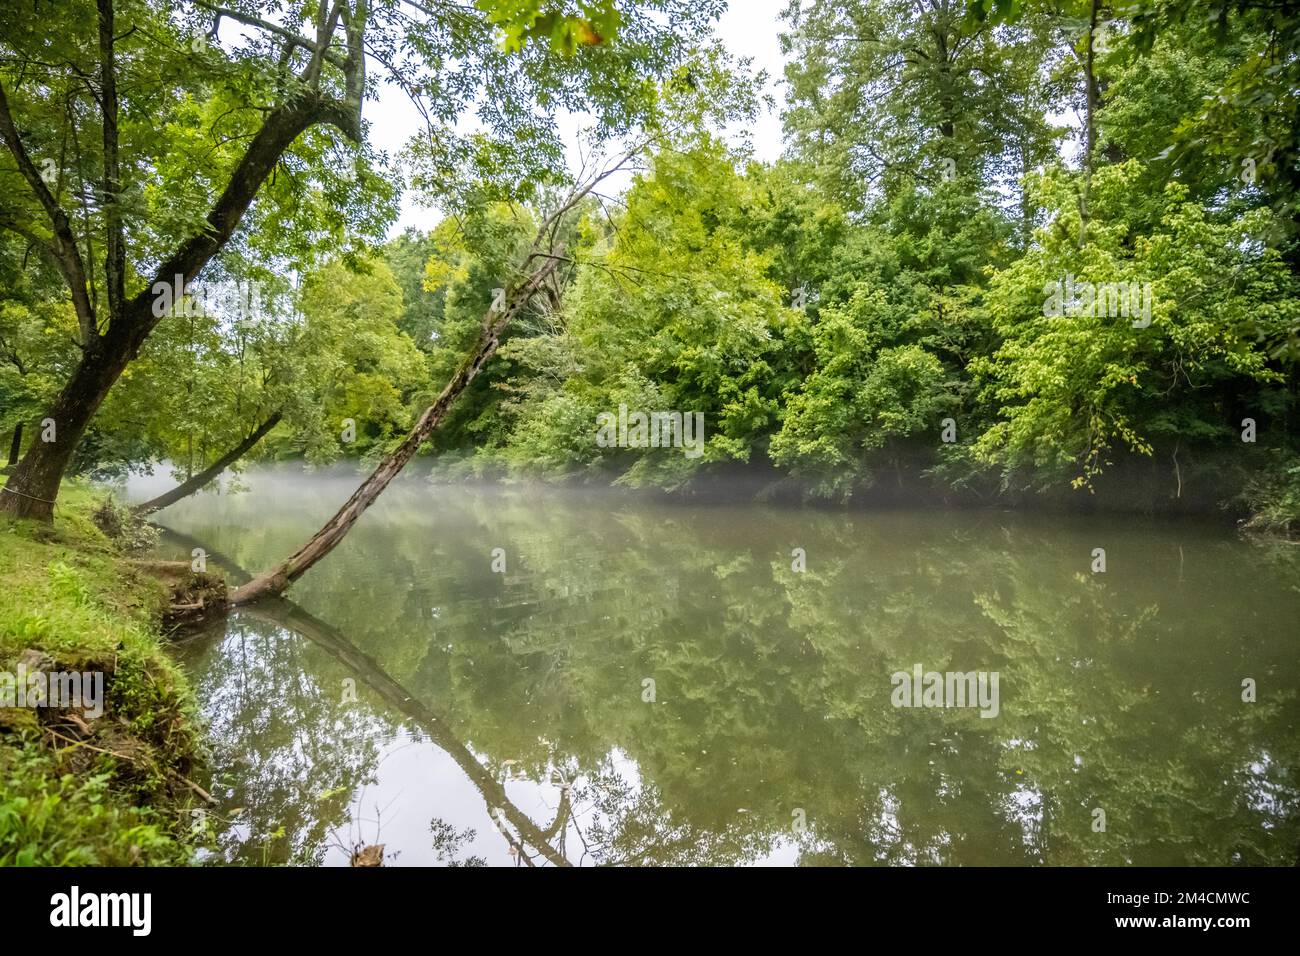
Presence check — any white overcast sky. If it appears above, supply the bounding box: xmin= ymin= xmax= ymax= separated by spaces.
xmin=364 ymin=0 xmax=792 ymax=236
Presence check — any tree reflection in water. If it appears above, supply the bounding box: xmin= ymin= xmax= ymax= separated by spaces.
xmin=160 ymin=477 xmax=1300 ymax=866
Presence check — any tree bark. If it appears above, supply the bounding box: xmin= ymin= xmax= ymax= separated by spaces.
xmin=133 ymin=411 xmax=282 ymax=516
xmin=0 ymin=336 xmax=133 ymax=519
xmin=230 ymin=261 xmax=559 ymax=605
xmin=6 ymin=423 xmax=22 ymax=467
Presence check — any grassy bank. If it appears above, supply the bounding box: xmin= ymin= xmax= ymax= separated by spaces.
xmin=0 ymin=483 xmax=204 ymax=865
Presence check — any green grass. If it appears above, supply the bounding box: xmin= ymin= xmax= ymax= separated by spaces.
xmin=0 ymin=482 xmax=204 ymax=866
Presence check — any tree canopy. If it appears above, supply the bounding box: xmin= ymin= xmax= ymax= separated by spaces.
xmin=0 ymin=0 xmax=1297 ymax=532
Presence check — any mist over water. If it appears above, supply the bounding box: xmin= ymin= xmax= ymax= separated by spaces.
xmin=132 ymin=464 xmax=1300 ymax=866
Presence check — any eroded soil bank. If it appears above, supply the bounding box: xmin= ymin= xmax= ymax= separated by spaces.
xmin=0 ymin=484 xmax=211 ymax=865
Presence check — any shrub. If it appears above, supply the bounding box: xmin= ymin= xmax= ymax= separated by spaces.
xmin=90 ymin=497 xmax=160 ymax=556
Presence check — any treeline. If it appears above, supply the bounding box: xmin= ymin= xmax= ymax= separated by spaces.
xmin=384 ymin=2 xmax=1300 ymax=526
xmin=2 ymin=1 xmax=1298 ymax=529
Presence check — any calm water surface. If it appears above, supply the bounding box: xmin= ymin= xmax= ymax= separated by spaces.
xmin=130 ymin=465 xmax=1300 ymax=866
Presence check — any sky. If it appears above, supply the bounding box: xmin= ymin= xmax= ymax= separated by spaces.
xmin=363 ymin=0 xmax=793 ymax=236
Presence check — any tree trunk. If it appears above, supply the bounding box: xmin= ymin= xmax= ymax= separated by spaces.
xmin=0 ymin=77 xmax=358 ymax=522
xmin=0 ymin=338 xmax=133 ymax=520
xmin=1079 ymin=0 xmax=1101 ymax=242
xmin=6 ymin=422 xmax=22 ymax=467
xmin=229 ymin=259 xmax=560 ymax=606
xmin=133 ymin=411 xmax=283 ymax=516
xmin=229 ymin=153 xmax=626 ymax=603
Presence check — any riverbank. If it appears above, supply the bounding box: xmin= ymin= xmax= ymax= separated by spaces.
xmin=0 ymin=483 xmax=206 ymax=865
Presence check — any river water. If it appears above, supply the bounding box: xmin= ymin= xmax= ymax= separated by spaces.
xmin=130 ymin=465 xmax=1300 ymax=866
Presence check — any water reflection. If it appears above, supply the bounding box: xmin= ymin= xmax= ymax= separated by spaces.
xmin=146 ymin=468 xmax=1300 ymax=866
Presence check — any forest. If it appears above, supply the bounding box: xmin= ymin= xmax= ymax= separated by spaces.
xmin=1 ymin=0 xmax=1296 ymax=533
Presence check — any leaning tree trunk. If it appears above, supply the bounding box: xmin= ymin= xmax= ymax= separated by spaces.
xmin=228 ymin=152 xmax=630 ymax=605
xmin=229 ymin=260 xmax=560 ymax=606
xmin=133 ymin=411 xmax=282 ymax=516
xmin=0 ymin=76 xmax=359 ymax=522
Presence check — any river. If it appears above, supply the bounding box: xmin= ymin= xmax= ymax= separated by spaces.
xmin=128 ymin=464 xmax=1300 ymax=866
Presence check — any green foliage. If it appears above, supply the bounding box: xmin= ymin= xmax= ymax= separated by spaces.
xmin=0 ymin=0 xmax=726 ymax=513
xmin=0 ymin=483 xmax=203 ymax=865
xmin=292 ymin=258 xmax=429 ymax=462
xmin=2 ymin=0 xmax=1298 ymax=529
xmin=1241 ymin=454 xmax=1300 ymax=535
xmin=405 ymin=0 xmax=1295 ymax=519
xmin=476 ymin=0 xmax=624 ymax=55
xmin=784 ymin=0 xmax=1060 ymax=212
xmin=0 ymin=745 xmax=190 ymax=866
xmin=90 ymin=497 xmax=160 ymax=556
xmin=458 ymin=138 xmax=803 ymax=485
xmin=971 ymin=165 xmax=1297 ymax=491
xmin=0 ymin=235 xmax=79 ymax=461
xmin=773 ymin=338 xmax=950 ymax=497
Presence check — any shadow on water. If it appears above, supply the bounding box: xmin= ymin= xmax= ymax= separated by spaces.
xmin=146 ymin=466 xmax=1300 ymax=866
